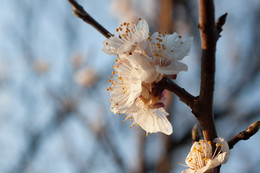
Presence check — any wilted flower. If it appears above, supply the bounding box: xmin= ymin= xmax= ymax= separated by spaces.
xmin=181 ymin=137 xmax=230 ymax=173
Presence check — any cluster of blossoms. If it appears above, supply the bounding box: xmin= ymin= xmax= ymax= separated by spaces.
xmin=181 ymin=137 xmax=230 ymax=173
xmin=102 ymin=18 xmax=192 ymax=135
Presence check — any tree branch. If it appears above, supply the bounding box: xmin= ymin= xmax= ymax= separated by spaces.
xmin=228 ymin=121 xmax=260 ymax=149
xmin=197 ymin=3 xmax=228 ymax=172
xmin=197 ymin=0 xmax=218 ymax=142
xmin=156 ymin=78 xmax=197 ymax=112
xmin=67 ymin=0 xmax=111 ymax=38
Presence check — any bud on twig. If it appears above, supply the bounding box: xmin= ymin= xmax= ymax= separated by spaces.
xmin=246 ymin=121 xmax=260 ymax=134
xmin=228 ymin=121 xmax=260 ymax=149
xmin=192 ymin=124 xmax=201 ymax=143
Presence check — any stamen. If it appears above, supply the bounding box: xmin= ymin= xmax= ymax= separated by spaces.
xmin=179 ymin=162 xmax=190 ymax=168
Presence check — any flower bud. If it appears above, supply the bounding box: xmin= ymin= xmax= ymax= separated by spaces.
xmin=246 ymin=121 xmax=260 ymax=135
xmin=192 ymin=124 xmax=201 ymax=142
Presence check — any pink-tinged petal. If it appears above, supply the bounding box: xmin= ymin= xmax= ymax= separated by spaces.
xmin=165 ymin=74 xmax=177 ymax=79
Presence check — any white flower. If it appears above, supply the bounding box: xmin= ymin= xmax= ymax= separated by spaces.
xmin=103 ymin=18 xmax=193 ymax=136
xmin=181 ymin=137 xmax=230 ymax=173
xmin=107 ymin=56 xmax=172 ymax=135
xmin=102 ymin=18 xmax=149 ymax=55
xmin=143 ymin=32 xmax=192 ymax=75
xmin=132 ymin=98 xmax=172 ymax=135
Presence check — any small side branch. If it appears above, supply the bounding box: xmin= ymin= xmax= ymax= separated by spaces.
xmin=157 ymin=78 xmax=197 ymax=112
xmin=68 ymin=0 xmax=111 ymax=38
xmin=228 ymin=121 xmax=260 ymax=149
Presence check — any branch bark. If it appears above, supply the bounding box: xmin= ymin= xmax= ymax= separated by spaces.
xmin=197 ymin=1 xmax=227 ymax=172
xmin=228 ymin=121 xmax=260 ymax=149
xmin=68 ymin=0 xmax=111 ymax=38
xmin=197 ymin=0 xmax=217 ymax=142
xmin=155 ymin=78 xmax=197 ymax=112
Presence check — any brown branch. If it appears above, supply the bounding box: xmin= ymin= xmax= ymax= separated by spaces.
xmin=156 ymin=78 xmax=197 ymax=112
xmin=228 ymin=121 xmax=260 ymax=149
xmin=197 ymin=0 xmax=218 ymax=142
xmin=197 ymin=2 xmax=226 ymax=172
xmin=67 ymin=0 xmax=111 ymax=38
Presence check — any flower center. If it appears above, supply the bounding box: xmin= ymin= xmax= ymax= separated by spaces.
xmin=181 ymin=140 xmax=224 ymax=171
xmin=139 ymin=82 xmax=165 ymax=109
xmin=115 ymin=19 xmax=140 ymax=42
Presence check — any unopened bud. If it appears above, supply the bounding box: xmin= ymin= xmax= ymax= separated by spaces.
xmin=246 ymin=121 xmax=260 ymax=135
xmin=192 ymin=124 xmax=201 ymax=142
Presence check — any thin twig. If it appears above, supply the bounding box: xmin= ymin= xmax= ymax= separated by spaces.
xmin=68 ymin=0 xmax=111 ymax=38
xmin=155 ymin=78 xmax=197 ymax=112
xmin=228 ymin=121 xmax=260 ymax=149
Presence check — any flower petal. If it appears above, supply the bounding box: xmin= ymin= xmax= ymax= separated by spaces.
xmin=196 ymin=138 xmax=230 ymax=173
xmin=123 ymin=53 xmax=159 ymax=83
xmin=156 ymin=61 xmax=188 ymax=75
xmin=170 ymin=37 xmax=193 ymax=61
xmin=213 ymin=137 xmax=230 ymax=164
xmin=181 ymin=169 xmax=195 ymax=173
xmin=132 ymin=102 xmax=172 ymax=135
xmin=196 ymin=159 xmax=220 ymax=173
xmin=137 ymin=19 xmax=149 ymax=35
xmin=102 ymin=36 xmax=123 ymax=55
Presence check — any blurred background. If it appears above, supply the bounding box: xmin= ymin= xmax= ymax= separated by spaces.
xmin=0 ymin=0 xmax=259 ymax=172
